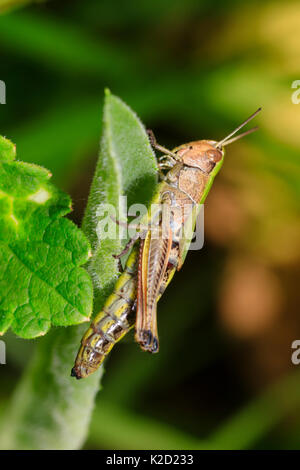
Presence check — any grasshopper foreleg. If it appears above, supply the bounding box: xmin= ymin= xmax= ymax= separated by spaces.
xmin=112 ymin=232 xmax=142 ymax=260
xmin=111 ymin=215 xmax=151 ymax=260
xmin=147 ymin=129 xmax=179 ymax=160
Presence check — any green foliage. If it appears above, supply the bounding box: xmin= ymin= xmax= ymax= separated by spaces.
xmin=0 ymin=135 xmax=16 ymax=160
xmin=0 ymin=91 xmax=158 ymax=449
xmin=0 ymin=136 xmax=93 ymax=338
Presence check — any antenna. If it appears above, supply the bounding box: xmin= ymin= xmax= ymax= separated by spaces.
xmin=216 ymin=107 xmax=261 ymax=148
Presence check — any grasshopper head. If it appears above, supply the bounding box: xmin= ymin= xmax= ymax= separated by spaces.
xmin=175 ymin=140 xmax=224 ymax=174
xmin=173 ymin=107 xmax=261 ymax=174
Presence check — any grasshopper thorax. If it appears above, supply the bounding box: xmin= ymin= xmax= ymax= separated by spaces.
xmin=174 ymin=140 xmax=224 ymax=174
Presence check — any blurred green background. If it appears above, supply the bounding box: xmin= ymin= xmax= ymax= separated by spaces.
xmin=0 ymin=0 xmax=300 ymax=450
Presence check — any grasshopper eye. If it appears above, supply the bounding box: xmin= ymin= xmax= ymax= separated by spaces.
xmin=206 ymin=149 xmax=222 ymax=162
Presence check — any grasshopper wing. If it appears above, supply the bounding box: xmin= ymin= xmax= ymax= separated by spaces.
xmin=135 ymin=205 xmax=172 ymax=353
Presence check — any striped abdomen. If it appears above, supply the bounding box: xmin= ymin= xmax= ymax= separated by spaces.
xmin=71 ymin=249 xmax=138 ymax=379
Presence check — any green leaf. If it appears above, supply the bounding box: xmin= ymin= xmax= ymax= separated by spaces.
xmin=0 ymin=135 xmax=16 ymax=161
xmin=82 ymin=89 xmax=157 ymax=312
xmin=0 ymin=136 xmax=93 ymax=338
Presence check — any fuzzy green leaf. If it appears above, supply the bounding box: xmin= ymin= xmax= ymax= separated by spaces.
xmin=83 ymin=89 xmax=157 ymax=312
xmin=0 ymin=136 xmax=93 ymax=338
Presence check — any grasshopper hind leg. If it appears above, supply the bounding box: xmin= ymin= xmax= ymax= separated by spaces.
xmin=137 ymin=328 xmax=159 ymax=354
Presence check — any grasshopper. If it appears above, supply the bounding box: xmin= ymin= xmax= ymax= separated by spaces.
xmin=72 ymin=108 xmax=261 ymax=379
